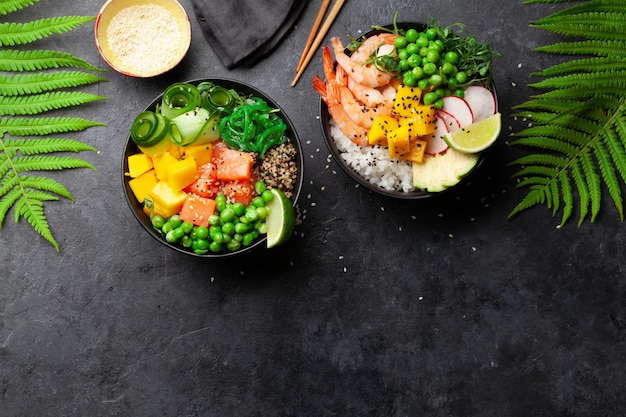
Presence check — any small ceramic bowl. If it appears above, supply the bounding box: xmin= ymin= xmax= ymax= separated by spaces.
xmin=94 ymin=0 xmax=192 ymax=77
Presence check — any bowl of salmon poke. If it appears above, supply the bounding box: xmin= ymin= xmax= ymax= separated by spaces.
xmin=314 ymin=18 xmax=500 ymax=199
xmin=123 ymin=78 xmax=303 ymax=257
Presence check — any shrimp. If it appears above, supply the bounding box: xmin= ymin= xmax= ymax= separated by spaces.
xmin=335 ymin=65 xmax=392 ymax=129
xmin=350 ymin=33 xmax=398 ymax=63
xmin=312 ymin=46 xmax=369 ymax=146
xmin=331 ymin=37 xmax=393 ymax=88
xmin=313 ymin=75 xmax=368 ymax=147
xmin=346 ymin=76 xmax=396 ymax=108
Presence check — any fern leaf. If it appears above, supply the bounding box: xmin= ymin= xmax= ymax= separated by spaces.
xmin=0 ymin=0 xmax=39 ymax=16
xmin=536 ymin=39 xmax=626 ymax=56
xmin=0 ymin=91 xmax=108 ymax=116
xmin=13 ymin=191 xmax=59 ymax=251
xmin=0 ymin=49 xmax=104 ymax=72
xmin=0 ymin=16 xmax=95 ymax=46
xmin=3 ymin=137 xmax=96 ymax=155
xmin=532 ymin=56 xmax=626 ymax=77
xmin=558 ymin=170 xmax=574 ymax=226
xmin=0 ymin=117 xmax=106 ymax=136
xmin=593 ymin=140 xmax=624 ymax=219
xmin=9 ymin=155 xmax=95 ymax=173
xmin=18 ymin=176 xmax=74 ymax=200
xmin=0 ymin=187 xmax=20 ymax=225
xmin=0 ymin=71 xmax=108 ymax=96
xmin=531 ymin=12 xmax=626 ymax=40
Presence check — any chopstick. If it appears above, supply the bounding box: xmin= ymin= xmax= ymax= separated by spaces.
xmin=291 ymin=0 xmax=347 ymax=87
xmin=295 ymin=0 xmax=331 ymax=74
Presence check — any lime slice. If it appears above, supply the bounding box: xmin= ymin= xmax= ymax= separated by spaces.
xmin=443 ymin=112 xmax=501 ymax=153
xmin=266 ymin=188 xmax=296 ymax=248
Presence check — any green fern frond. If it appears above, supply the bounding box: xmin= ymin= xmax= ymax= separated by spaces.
xmin=14 ymin=190 xmax=59 ymax=250
xmin=0 ymin=49 xmax=103 ymax=72
xmin=0 ymin=0 xmax=39 ymax=16
xmin=0 ymin=117 xmax=106 ymax=136
xmin=0 ymin=16 xmax=95 ymax=47
xmin=2 ymin=137 xmax=96 ymax=156
xmin=523 ymin=0 xmax=580 ymax=4
xmin=509 ymin=0 xmax=626 ymax=226
xmin=0 ymin=71 xmax=107 ymax=96
xmin=0 ymin=91 xmax=108 ymax=116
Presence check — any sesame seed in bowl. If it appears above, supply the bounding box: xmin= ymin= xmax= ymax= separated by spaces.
xmin=94 ymin=0 xmax=192 ymax=78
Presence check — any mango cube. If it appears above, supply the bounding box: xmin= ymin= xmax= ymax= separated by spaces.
xmin=152 ymin=151 xmax=179 ymax=181
xmin=368 ymin=116 xmax=399 ymax=146
xmin=128 ymin=169 xmax=158 ymax=203
xmin=127 ymin=153 xmax=153 ymax=178
xmin=387 ymin=126 xmax=412 ymax=158
xmin=138 ymin=138 xmax=172 ymax=158
xmin=392 ymin=85 xmax=422 ymax=117
xmin=180 ymin=142 xmax=213 ymax=166
xmin=148 ymin=180 xmax=187 ymax=218
xmin=400 ymin=139 xmax=428 ymax=163
xmin=165 ymin=157 xmax=199 ymax=191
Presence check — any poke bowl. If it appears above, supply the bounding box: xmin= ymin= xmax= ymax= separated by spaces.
xmin=316 ymin=21 xmax=500 ymax=199
xmin=122 ymin=78 xmax=303 ymax=257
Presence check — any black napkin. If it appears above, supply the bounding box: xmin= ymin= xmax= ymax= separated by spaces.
xmin=191 ymin=0 xmax=308 ymax=69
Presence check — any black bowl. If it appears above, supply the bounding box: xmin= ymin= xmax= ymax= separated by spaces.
xmin=319 ymin=22 xmax=497 ymax=199
xmin=122 ymin=78 xmax=304 ymax=257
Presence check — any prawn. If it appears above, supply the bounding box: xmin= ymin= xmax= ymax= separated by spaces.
xmin=349 ymin=33 xmax=398 ymax=64
xmin=335 ymin=65 xmax=392 ymax=129
xmin=346 ymin=76 xmax=396 ymax=108
xmin=331 ymin=37 xmax=393 ymax=88
xmin=312 ymin=46 xmax=369 ymax=146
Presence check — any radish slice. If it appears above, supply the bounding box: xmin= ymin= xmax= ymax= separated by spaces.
xmin=425 ymin=116 xmax=450 ymax=155
xmin=437 ymin=110 xmax=461 ymax=132
xmin=463 ymin=85 xmax=497 ymax=122
xmin=442 ymin=96 xmax=473 ymax=127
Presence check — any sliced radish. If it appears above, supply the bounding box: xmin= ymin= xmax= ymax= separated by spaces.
xmin=442 ymin=96 xmax=473 ymax=127
xmin=425 ymin=116 xmax=450 ymax=155
xmin=463 ymin=85 xmax=497 ymax=122
xmin=437 ymin=110 xmax=461 ymax=132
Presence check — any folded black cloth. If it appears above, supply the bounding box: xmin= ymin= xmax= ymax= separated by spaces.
xmin=192 ymin=0 xmax=308 ymax=69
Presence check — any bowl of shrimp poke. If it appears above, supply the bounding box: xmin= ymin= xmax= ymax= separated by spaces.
xmin=123 ymin=78 xmax=303 ymax=257
xmin=314 ymin=18 xmax=500 ymax=199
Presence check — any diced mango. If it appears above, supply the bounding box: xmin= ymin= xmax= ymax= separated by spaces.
xmin=148 ymin=180 xmax=187 ymax=218
xmin=128 ymin=169 xmax=158 ymax=203
xmin=387 ymin=126 xmax=412 ymax=158
xmin=127 ymin=153 xmax=154 ymax=178
xmin=180 ymin=142 xmax=213 ymax=166
xmin=368 ymin=116 xmax=399 ymax=146
xmin=400 ymin=139 xmax=428 ymax=163
xmin=398 ymin=110 xmax=437 ymax=139
xmin=152 ymin=151 xmax=179 ymax=181
xmin=138 ymin=138 xmax=172 ymax=158
xmin=165 ymin=157 xmax=199 ymax=191
xmin=392 ymin=85 xmax=422 ymax=117
xmin=167 ymin=141 xmax=182 ymax=159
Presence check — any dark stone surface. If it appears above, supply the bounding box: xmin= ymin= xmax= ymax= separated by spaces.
xmin=1 ymin=0 xmax=625 ymax=416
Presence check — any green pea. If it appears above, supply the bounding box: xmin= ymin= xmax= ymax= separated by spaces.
xmin=394 ymin=36 xmax=408 ymax=49
xmin=419 ymin=46 xmax=430 ymax=57
xmin=441 ymin=62 xmax=455 ymax=75
xmin=254 ymin=180 xmax=267 ymax=195
xmin=405 ymin=28 xmax=419 ymax=43
xmin=251 ymin=196 xmax=265 ymax=208
xmin=399 ymin=59 xmax=410 ymax=72
xmin=255 ymin=206 xmax=268 ymax=220
xmin=407 ymin=54 xmax=421 ymax=68
xmin=242 ymin=233 xmax=255 ymax=246
xmin=215 ymin=194 xmax=226 ymax=205
xmin=402 ymin=72 xmax=416 ymax=87
xmin=209 ymin=241 xmax=222 ymax=253
xmin=161 ymin=221 xmax=174 ymax=234
xmin=397 ymin=48 xmax=409 ymax=61
xmin=151 ymin=215 xmax=165 ymax=230
xmin=165 ymin=230 xmax=178 ymax=243
xmin=434 ymin=98 xmax=444 ymax=110
xmin=233 ymin=233 xmax=243 ymax=242
xmin=215 ymin=200 xmax=226 ymax=212
xmin=444 ymin=51 xmax=459 ymax=64
xmin=455 ymin=71 xmax=468 ymax=84
xmin=261 ymin=189 xmax=274 ymax=202
xmin=220 ymin=207 xmax=235 ymax=223
xmin=221 ymin=222 xmax=235 ymax=235
xmin=192 ymin=238 xmax=209 ymax=251
xmin=429 ymin=74 xmax=443 ymax=87
xmin=195 ymin=226 xmax=209 ymax=239
xmin=423 ymin=92 xmax=438 ymax=105
xmin=235 ymin=222 xmax=249 ymax=234
xmin=417 ymin=78 xmax=430 ymax=90
xmin=226 ymin=240 xmax=241 ymax=252
xmin=416 ymin=36 xmax=429 ymax=48
xmin=181 ymin=235 xmax=192 ymax=248
xmin=423 ymin=62 xmax=437 ymax=75
xmin=411 ymin=66 xmax=425 ymax=80
xmin=232 ymin=202 xmax=246 ymax=216
xmin=425 ymin=28 xmax=437 ymax=40
xmin=405 ymin=43 xmax=419 ymax=56
xmin=257 ymin=222 xmax=268 ymax=235
xmin=245 ymin=207 xmax=259 ymax=222
xmin=454 ymin=89 xmax=465 ymax=98
xmin=181 ymin=221 xmax=194 ymax=234
xmin=168 ymin=215 xmax=182 ymax=228
xmin=426 ymin=49 xmax=440 ymax=64
xmin=208 ymin=214 xmax=220 ymax=226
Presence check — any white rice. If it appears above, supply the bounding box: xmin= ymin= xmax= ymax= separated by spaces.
xmin=330 ymin=121 xmax=414 ymax=192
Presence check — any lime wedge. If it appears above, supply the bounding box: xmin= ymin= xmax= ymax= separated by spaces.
xmin=266 ymin=188 xmax=296 ymax=248
xmin=443 ymin=112 xmax=501 ymax=153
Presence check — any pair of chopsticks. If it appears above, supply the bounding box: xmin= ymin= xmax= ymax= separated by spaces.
xmin=291 ymin=0 xmax=347 ymax=87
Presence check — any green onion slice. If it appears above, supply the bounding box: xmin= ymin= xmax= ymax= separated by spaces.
xmin=161 ymin=82 xmax=201 ymax=120
xmin=130 ymin=111 xmax=169 ymax=147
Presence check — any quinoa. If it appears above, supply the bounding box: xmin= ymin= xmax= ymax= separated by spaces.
xmin=254 ymin=142 xmax=298 ymax=199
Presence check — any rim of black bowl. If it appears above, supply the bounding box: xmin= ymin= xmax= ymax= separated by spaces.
xmin=319 ymin=22 xmax=498 ymax=200
xmin=122 ymin=77 xmax=304 ymax=258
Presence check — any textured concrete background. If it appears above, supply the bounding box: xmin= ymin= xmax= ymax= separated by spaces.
xmin=1 ymin=0 xmax=625 ymax=416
